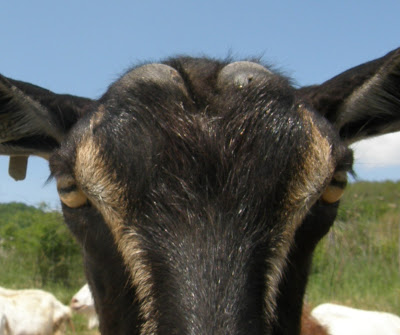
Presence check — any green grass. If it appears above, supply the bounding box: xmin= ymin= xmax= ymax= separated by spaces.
xmin=306 ymin=180 xmax=400 ymax=313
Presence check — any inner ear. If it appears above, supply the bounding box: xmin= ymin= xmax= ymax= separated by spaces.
xmin=298 ymin=48 xmax=400 ymax=144
xmin=0 ymin=74 xmax=93 ymax=180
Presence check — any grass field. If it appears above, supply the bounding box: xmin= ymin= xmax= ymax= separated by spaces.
xmin=306 ymin=180 xmax=400 ymax=313
xmin=0 ymin=180 xmax=399 ymax=333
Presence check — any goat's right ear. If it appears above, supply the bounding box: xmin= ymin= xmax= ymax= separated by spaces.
xmin=298 ymin=48 xmax=400 ymax=144
xmin=0 ymin=74 xmax=93 ymax=180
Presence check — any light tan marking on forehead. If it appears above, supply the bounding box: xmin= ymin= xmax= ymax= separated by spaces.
xmin=89 ymin=105 xmax=107 ymax=132
xmin=74 ymin=133 xmax=158 ymax=335
xmin=288 ymin=107 xmax=334 ymax=212
xmin=263 ymin=106 xmax=335 ymax=323
xmin=280 ymin=107 xmax=334 ymax=244
xmin=74 ymin=134 xmax=122 ymax=219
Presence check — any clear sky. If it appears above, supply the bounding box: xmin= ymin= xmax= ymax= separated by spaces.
xmin=1 ymin=1 xmax=400 ymax=208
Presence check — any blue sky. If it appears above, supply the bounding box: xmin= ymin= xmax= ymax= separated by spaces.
xmin=1 ymin=1 xmax=400 ymax=208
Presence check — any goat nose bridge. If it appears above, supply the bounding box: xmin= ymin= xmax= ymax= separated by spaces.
xmin=217 ymin=61 xmax=273 ymax=89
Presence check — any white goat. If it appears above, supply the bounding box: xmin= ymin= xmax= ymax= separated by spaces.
xmin=0 ymin=287 xmax=71 ymax=335
xmin=0 ymin=311 xmax=10 ymax=335
xmin=70 ymin=284 xmax=99 ymax=329
xmin=311 ymin=303 xmax=400 ymax=335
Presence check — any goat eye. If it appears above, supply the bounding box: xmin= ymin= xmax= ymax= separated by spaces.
xmin=56 ymin=176 xmax=88 ymax=208
xmin=321 ymin=171 xmax=347 ymax=204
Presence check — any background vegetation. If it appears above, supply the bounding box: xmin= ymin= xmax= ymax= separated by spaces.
xmin=307 ymin=181 xmax=400 ymax=313
xmin=0 ymin=202 xmax=89 ymax=333
xmin=0 ymin=181 xmax=399 ymax=334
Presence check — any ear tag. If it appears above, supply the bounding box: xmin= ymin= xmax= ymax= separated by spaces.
xmin=9 ymin=156 xmax=28 ymax=181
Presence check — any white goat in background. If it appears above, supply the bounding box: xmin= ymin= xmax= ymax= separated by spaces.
xmin=70 ymin=284 xmax=99 ymax=330
xmin=0 ymin=287 xmax=71 ymax=335
xmin=312 ymin=303 xmax=400 ymax=335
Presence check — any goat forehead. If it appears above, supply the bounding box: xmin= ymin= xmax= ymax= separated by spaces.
xmin=68 ymin=59 xmax=340 ymax=207
xmin=72 ymin=74 xmax=336 ymax=221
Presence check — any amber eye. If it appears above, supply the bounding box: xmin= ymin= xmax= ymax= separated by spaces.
xmin=56 ymin=176 xmax=88 ymax=208
xmin=321 ymin=171 xmax=347 ymax=204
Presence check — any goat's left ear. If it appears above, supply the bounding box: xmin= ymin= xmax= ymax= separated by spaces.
xmin=298 ymin=48 xmax=400 ymax=144
xmin=0 ymin=74 xmax=93 ymax=180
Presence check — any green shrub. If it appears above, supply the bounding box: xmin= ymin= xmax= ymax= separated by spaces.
xmin=0 ymin=202 xmax=83 ymax=287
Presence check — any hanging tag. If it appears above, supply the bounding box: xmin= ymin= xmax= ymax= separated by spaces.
xmin=9 ymin=156 xmax=28 ymax=181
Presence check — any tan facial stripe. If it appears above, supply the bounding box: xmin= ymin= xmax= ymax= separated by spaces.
xmin=90 ymin=105 xmax=106 ymax=132
xmin=263 ymin=237 xmax=293 ymax=325
xmin=288 ymin=108 xmax=334 ymax=209
xmin=263 ymin=108 xmax=335 ymax=322
xmin=119 ymin=232 xmax=158 ymax=335
xmin=74 ymin=133 xmax=158 ymax=335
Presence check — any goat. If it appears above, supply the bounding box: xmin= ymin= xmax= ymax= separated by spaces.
xmin=0 ymin=287 xmax=71 ymax=335
xmin=70 ymin=285 xmax=330 ymax=335
xmin=311 ymin=303 xmax=400 ymax=335
xmin=70 ymin=284 xmax=99 ymax=330
xmin=0 ymin=309 xmax=10 ymax=335
xmin=1 ymin=48 xmax=400 ymax=334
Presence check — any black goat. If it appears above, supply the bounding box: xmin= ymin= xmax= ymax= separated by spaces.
xmin=1 ymin=49 xmax=400 ymax=335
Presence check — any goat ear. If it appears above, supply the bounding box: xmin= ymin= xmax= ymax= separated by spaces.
xmin=0 ymin=74 xmax=92 ymax=180
xmin=298 ymin=48 xmax=400 ymax=144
